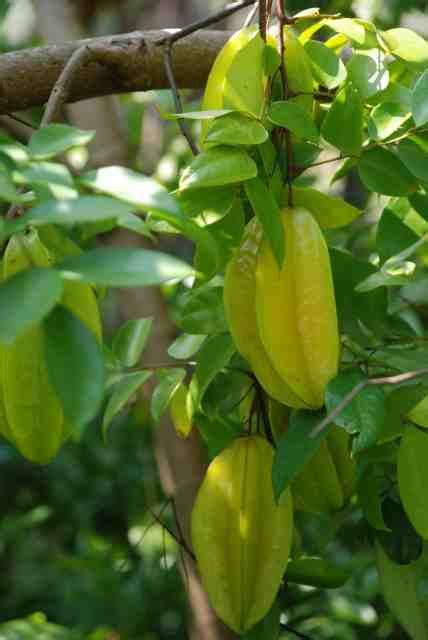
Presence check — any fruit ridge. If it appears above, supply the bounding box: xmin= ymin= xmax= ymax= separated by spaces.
xmin=256 ymin=207 xmax=340 ymax=409
xmin=191 ymin=435 xmax=293 ymax=633
xmin=224 ymin=218 xmax=308 ymax=408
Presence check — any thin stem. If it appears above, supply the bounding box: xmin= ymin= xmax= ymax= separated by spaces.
xmin=259 ymin=0 xmax=268 ymax=41
xmin=156 ymin=0 xmax=256 ymax=46
xmin=163 ymin=43 xmax=199 ymax=156
xmin=4 ymin=112 xmax=37 ymax=129
xmin=276 ymin=0 xmax=294 ymax=206
xmin=280 ymin=624 xmax=314 ymax=640
xmin=243 ymin=2 xmax=259 ymax=27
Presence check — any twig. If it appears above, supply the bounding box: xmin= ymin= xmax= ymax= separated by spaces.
xmin=259 ymin=0 xmax=268 ymax=41
xmin=4 ymin=112 xmax=37 ymax=129
xmin=149 ymin=505 xmax=196 ymax=561
xmin=163 ymin=43 xmax=199 ymax=156
xmin=280 ymin=624 xmax=314 ymax=640
xmin=41 ymin=44 xmax=92 ymax=127
xmin=156 ymin=0 xmax=256 ymax=46
xmin=276 ymin=0 xmax=294 ymax=207
xmin=310 ymin=368 xmax=428 ymax=439
xmin=244 ymin=2 xmax=259 ymax=27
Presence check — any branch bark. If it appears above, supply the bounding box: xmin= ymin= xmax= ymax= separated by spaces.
xmin=0 ymin=29 xmax=231 ymax=114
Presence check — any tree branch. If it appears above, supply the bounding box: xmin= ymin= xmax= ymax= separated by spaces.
xmin=0 ymin=30 xmax=231 ymax=114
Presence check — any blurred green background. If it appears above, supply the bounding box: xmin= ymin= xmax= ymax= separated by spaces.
xmin=0 ymin=1 xmax=427 ymax=638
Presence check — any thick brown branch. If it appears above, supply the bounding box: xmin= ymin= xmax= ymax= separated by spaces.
xmin=0 ymin=30 xmax=231 ymax=114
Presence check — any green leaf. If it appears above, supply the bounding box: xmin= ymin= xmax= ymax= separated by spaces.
xmin=168 ymin=333 xmax=206 ymax=360
xmin=325 ymin=370 xmax=385 ymax=452
xmin=179 ymin=147 xmax=257 ymax=190
xmin=166 ymin=109 xmax=235 ymax=120
xmin=151 ymin=368 xmax=186 ymax=422
xmin=177 ymin=186 xmax=235 ymax=220
xmin=29 ymin=124 xmax=95 ymax=159
xmin=283 ymin=187 xmax=361 ymax=229
xmin=322 ymin=83 xmax=363 ymax=156
xmin=355 ymin=268 xmax=415 ymax=293
xmin=0 ymin=165 xmax=21 ymax=202
xmin=347 ymin=50 xmax=389 ymax=99
xmin=197 ymin=414 xmax=242 ymax=460
xmin=304 ymin=40 xmax=347 ymax=90
xmin=17 ymin=161 xmax=77 ymax=199
xmin=374 ymin=347 xmax=428 ymax=372
xmin=286 ymin=557 xmax=350 ymax=589
xmin=118 ymin=212 xmax=153 ymax=238
xmin=175 ymin=285 xmax=227 ymax=335
xmin=24 ymin=196 xmax=134 ymax=227
xmin=244 ymin=177 xmax=284 ymax=268
xmin=381 ymin=382 xmax=428 ymax=442
xmin=368 ymin=102 xmax=410 ymax=141
xmin=222 ymin=28 xmax=266 ymax=119
xmin=103 ymin=371 xmax=152 ymax=436
xmin=44 ymin=305 xmax=105 ymax=427
xmin=358 ymin=466 xmax=389 ymax=531
xmin=0 ymin=268 xmax=63 ymax=344
xmin=242 ymin=600 xmax=280 ymax=640
xmin=381 ymin=28 xmax=428 ymax=70
xmin=80 ymin=166 xmax=180 ymax=217
xmin=358 ymin=147 xmax=417 ymax=196
xmin=397 ymin=137 xmax=428 ymax=183
xmin=412 ymin=71 xmax=428 ymax=127
xmin=268 ymin=101 xmax=319 ymax=143
xmin=204 ymin=113 xmax=268 ymax=147
xmin=377 ymin=208 xmax=420 ymax=264
xmin=330 ymin=249 xmax=389 ymax=341
xmin=409 ymin=193 xmax=428 ymax=221
xmin=325 ymin=18 xmax=366 ymax=45
xmin=188 ymin=333 xmax=235 ymax=414
xmin=58 ymin=248 xmax=193 ymax=287
xmin=264 ymin=44 xmax=281 ymax=76
xmin=272 ymin=410 xmax=331 ymax=501
xmin=112 ymin=317 xmax=153 ymax=368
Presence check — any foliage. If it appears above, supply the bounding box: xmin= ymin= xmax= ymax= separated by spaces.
xmin=2 ymin=1 xmax=428 ymax=639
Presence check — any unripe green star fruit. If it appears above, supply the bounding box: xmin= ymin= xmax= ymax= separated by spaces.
xmin=1 ymin=229 xmax=102 ymax=464
xmin=169 ymin=382 xmax=192 ymax=439
xmin=0 ymin=262 xmax=15 ymax=445
xmin=224 ymin=218 xmax=308 ymax=408
xmin=398 ymin=425 xmax=428 ymax=539
xmin=256 ymin=208 xmax=340 ymax=409
xmin=2 ymin=233 xmax=65 ymax=464
xmin=191 ymin=435 xmax=293 ymax=634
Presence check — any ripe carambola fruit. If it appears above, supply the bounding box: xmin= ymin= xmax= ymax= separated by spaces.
xmin=224 ymin=219 xmax=307 ymax=408
xmin=292 ymin=426 xmax=356 ymax=514
xmin=256 ymin=208 xmax=340 ymax=409
xmin=376 ymin=541 xmax=428 ymax=640
xmin=398 ymin=425 xmax=428 ymax=539
xmin=1 ymin=229 xmax=101 ymax=464
xmin=191 ymin=435 xmax=293 ymax=634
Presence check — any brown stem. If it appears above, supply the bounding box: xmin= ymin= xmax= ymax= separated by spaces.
xmin=155 ymin=0 xmax=256 ymax=46
xmin=259 ymin=0 xmax=268 ymax=42
xmin=163 ymin=43 xmax=199 ymax=156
